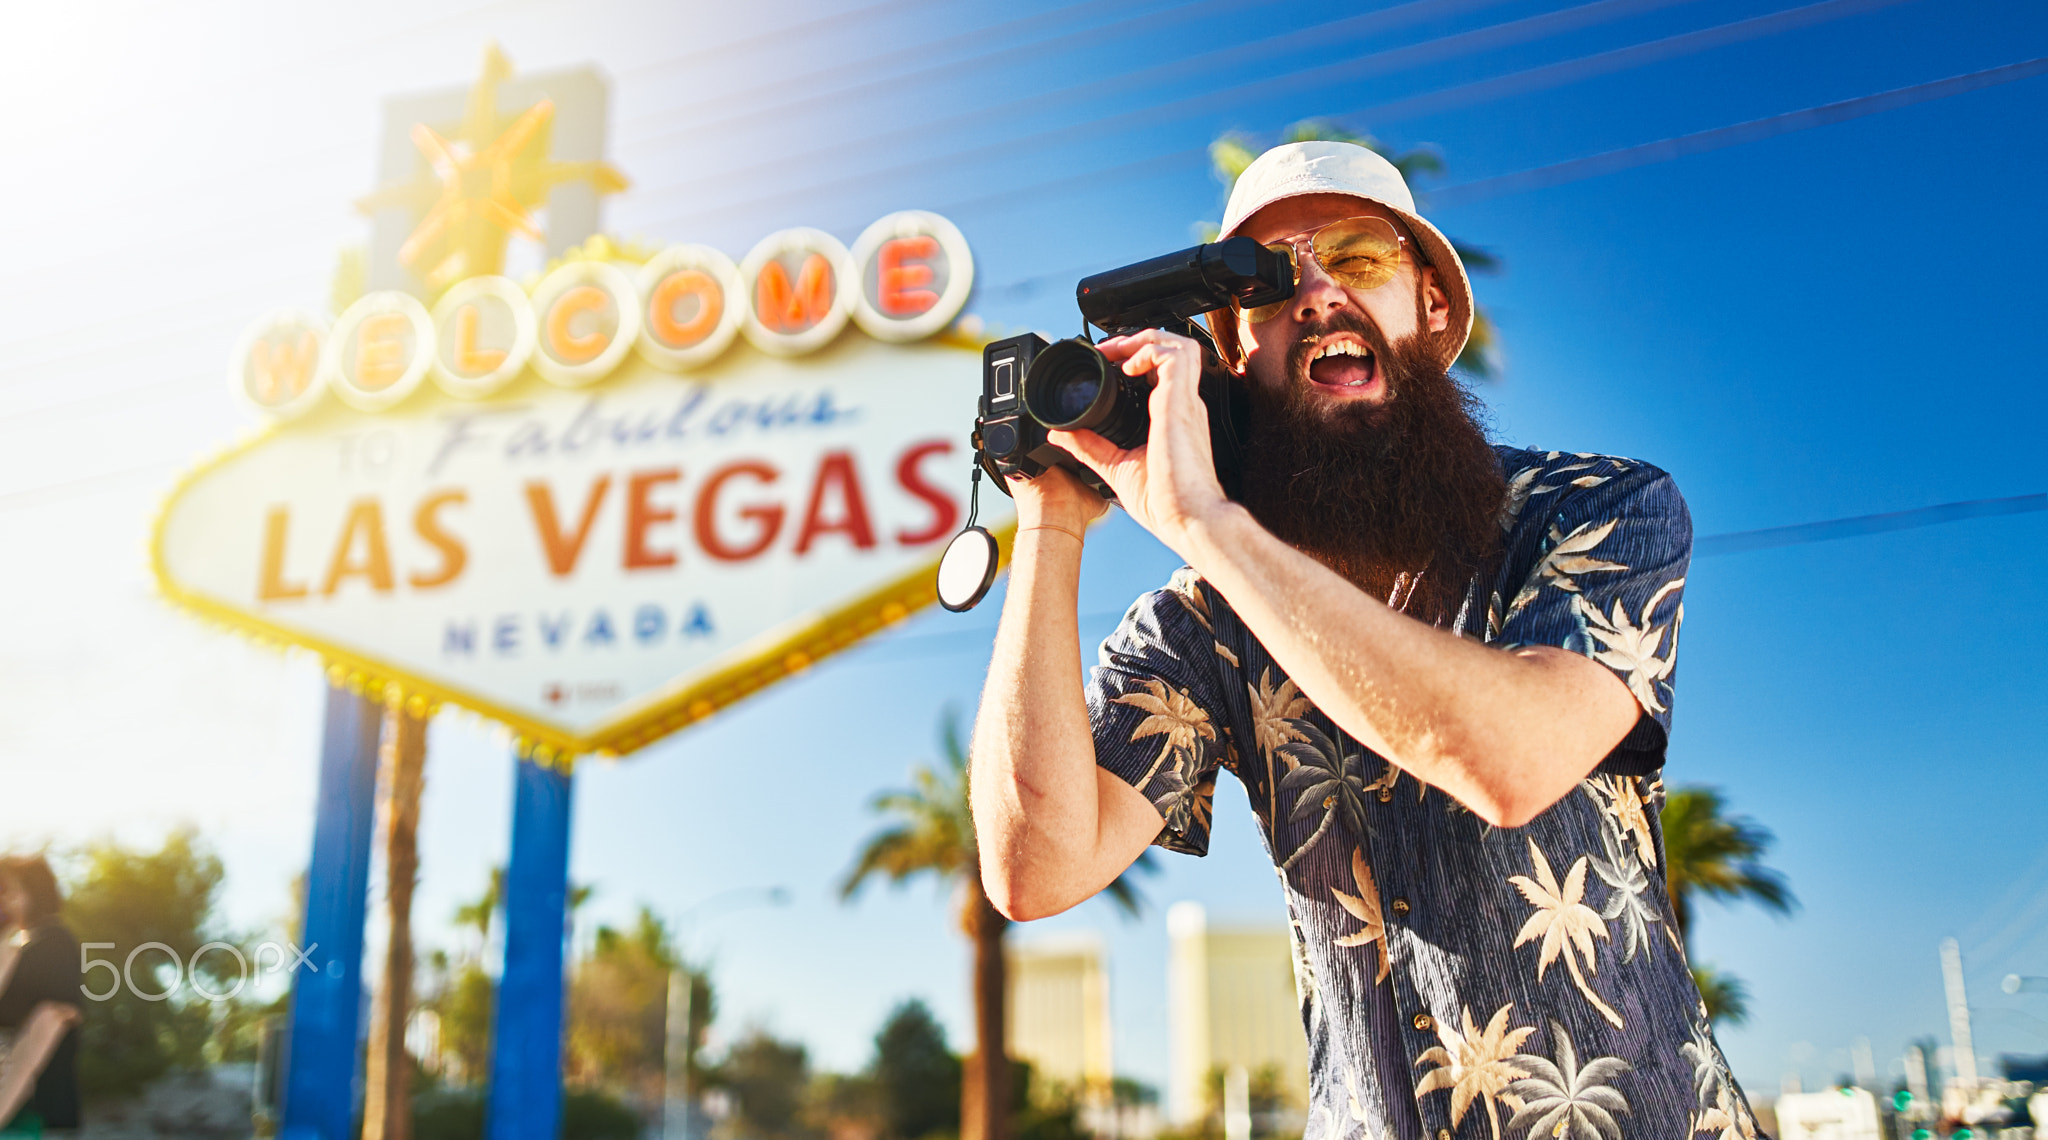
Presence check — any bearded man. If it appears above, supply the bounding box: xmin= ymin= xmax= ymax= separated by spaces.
xmin=968 ymin=141 xmax=1766 ymax=1140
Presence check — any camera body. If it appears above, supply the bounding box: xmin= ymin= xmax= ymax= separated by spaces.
xmin=974 ymin=236 xmax=1294 ymax=501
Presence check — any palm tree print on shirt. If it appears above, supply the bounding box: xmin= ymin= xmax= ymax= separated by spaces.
xmin=1113 ymin=678 xmax=1216 ymax=788
xmin=1167 ymin=569 xmax=1240 ymax=667
xmin=1574 ymin=577 xmax=1683 ymax=715
xmin=1506 ymin=517 xmax=1628 ymax=618
xmin=1414 ymin=1003 xmax=1537 ymax=1140
xmin=1509 ymin=839 xmax=1625 ymax=1029
xmin=1587 ymin=808 xmax=1662 ymax=965
xmin=1680 ymin=1017 xmax=1756 ymax=1139
xmin=1585 ymin=775 xmax=1659 ymax=870
xmin=1276 ymin=719 xmax=1372 ymax=871
xmin=1248 ymin=669 xmax=1311 ymax=765
xmin=1498 ymin=455 xmax=1630 ymax=534
xmin=1505 ymin=1020 xmax=1632 ymax=1140
xmin=1330 ymin=845 xmax=1389 ymax=985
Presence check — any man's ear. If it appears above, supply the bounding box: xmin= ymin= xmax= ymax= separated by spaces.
xmin=1421 ymin=267 xmax=1452 ymax=335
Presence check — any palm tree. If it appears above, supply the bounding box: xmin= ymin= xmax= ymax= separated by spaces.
xmin=842 ymin=709 xmax=1154 ymax=1140
xmin=1505 ymin=1020 xmax=1632 ymax=1140
xmin=1688 ymin=966 xmax=1751 ymax=1027
xmin=1508 ymin=840 xmax=1623 ymax=1029
xmin=364 ymin=696 xmax=429 ymax=1140
xmin=1413 ymin=1002 xmax=1537 ymax=1140
xmin=1202 ymin=119 xmax=1506 ymax=379
xmin=1330 ymin=846 xmax=1388 ymax=986
xmin=1586 ymin=811 xmax=1661 ymax=966
xmin=1662 ymin=786 xmax=1791 ymax=1027
xmin=454 ymin=866 xmax=505 ymax=962
xmin=1660 ymin=786 xmax=1795 ymax=954
xmin=1275 ymin=720 xmax=1372 ymax=871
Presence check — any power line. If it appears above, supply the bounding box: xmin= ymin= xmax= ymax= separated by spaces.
xmin=611 ymin=0 xmax=968 ymax=83
xmin=1326 ymin=0 xmax=1923 ymax=130
xmin=919 ymin=0 xmax=1930 ymax=229
xmin=615 ymin=0 xmax=1273 ymax=148
xmin=617 ymin=0 xmax=1509 ymax=154
xmin=955 ymin=38 xmax=2032 ymax=295
xmin=1432 ymin=54 xmax=2048 ymax=206
xmin=628 ymin=0 xmax=1733 ymax=226
xmin=1693 ymin=491 xmax=2048 ymax=558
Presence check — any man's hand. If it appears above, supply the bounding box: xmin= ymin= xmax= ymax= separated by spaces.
xmin=1007 ymin=459 xmax=1109 ymax=538
xmin=1049 ymin=329 xmax=1233 ymax=557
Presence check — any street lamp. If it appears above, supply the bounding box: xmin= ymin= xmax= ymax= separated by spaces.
xmin=2002 ymin=975 xmax=2048 ymax=995
xmin=664 ymin=886 xmax=791 ymax=1140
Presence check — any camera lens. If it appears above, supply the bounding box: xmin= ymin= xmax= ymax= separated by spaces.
xmin=1022 ymin=339 xmax=1149 ymax=450
xmin=1044 ymin=369 xmax=1101 ymax=425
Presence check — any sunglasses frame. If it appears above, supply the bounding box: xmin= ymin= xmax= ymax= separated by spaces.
xmin=1232 ymin=215 xmax=1414 ymax=324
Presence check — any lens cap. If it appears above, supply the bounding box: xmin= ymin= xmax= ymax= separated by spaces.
xmin=936 ymin=526 xmax=1000 ymax=612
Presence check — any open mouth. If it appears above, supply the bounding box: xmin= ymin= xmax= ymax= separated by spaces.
xmin=1305 ymin=336 xmax=1379 ymax=392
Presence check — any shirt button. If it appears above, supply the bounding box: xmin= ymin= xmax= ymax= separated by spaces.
xmin=1437 ymin=1130 xmax=1451 ymax=1140
xmin=1391 ymin=897 xmax=1412 ymax=916
xmin=1377 ymin=786 xmax=1393 ymax=802
xmin=1412 ymin=1012 xmax=1434 ymax=1032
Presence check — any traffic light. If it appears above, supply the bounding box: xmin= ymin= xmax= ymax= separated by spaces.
xmin=1911 ymin=1129 xmax=1931 ymax=1139
xmin=1893 ymin=1089 xmax=1913 ymax=1112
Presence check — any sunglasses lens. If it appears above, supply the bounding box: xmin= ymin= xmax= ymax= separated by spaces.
xmin=1312 ymin=216 xmax=1403 ymax=292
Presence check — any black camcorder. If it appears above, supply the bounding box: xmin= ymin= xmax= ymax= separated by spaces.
xmin=973 ymin=236 xmax=1295 ymax=502
xmin=935 ymin=237 xmax=1295 ymax=612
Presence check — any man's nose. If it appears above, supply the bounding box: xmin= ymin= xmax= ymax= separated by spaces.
xmin=1289 ymin=254 xmax=1349 ymax=322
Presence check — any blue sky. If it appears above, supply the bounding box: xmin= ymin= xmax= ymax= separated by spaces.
xmin=1 ymin=0 xmax=2045 ymax=1103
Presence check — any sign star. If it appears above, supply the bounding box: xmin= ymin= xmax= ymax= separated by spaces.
xmin=356 ymin=45 xmax=628 ymax=291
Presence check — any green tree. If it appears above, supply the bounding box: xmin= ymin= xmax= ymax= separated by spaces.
xmin=432 ymin=867 xmax=508 ymax=1086
xmin=61 ymin=828 xmax=243 ymax=1098
xmin=841 ymin=710 xmax=1155 ymax=1140
xmin=1660 ymin=786 xmax=1795 ymax=952
xmin=873 ymin=999 xmax=962 ymax=1140
xmin=713 ymin=1029 xmax=814 ymax=1140
xmin=1202 ymin=119 xmax=1505 ymax=379
xmin=567 ymin=905 xmax=712 ymax=1104
xmin=1661 ymin=786 xmax=1794 ymax=1025
xmin=1688 ymin=965 xmax=1750 ymax=1027
xmin=433 ymin=964 xmax=496 ymax=1086
xmin=430 ymin=864 xmax=599 ymax=1086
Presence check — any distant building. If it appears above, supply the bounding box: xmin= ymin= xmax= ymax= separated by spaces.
xmin=1007 ymin=934 xmax=1114 ymax=1096
xmin=1166 ymin=902 xmax=1310 ymax=1126
xmin=1773 ymin=1089 xmax=1882 ymax=1140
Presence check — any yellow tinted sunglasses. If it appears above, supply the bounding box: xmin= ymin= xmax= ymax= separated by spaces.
xmin=1235 ymin=215 xmax=1413 ymax=324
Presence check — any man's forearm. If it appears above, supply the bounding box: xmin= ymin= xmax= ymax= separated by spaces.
xmin=972 ymin=530 xmax=1107 ymax=915
xmin=1178 ymin=502 xmax=1638 ymax=827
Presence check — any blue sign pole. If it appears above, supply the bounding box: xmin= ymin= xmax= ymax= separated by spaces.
xmin=281 ymin=682 xmax=383 ymax=1140
xmin=486 ymin=755 xmax=576 ymax=1140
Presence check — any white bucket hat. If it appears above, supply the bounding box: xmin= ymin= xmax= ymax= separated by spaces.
xmin=1217 ymin=140 xmax=1472 ymax=371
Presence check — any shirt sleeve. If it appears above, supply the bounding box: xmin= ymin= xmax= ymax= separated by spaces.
xmin=1493 ymin=457 xmax=1691 ymax=774
xmin=1086 ymin=569 xmax=1232 ymax=856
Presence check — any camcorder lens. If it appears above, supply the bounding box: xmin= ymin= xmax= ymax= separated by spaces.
xmin=1022 ymin=339 xmax=1148 ymax=450
xmin=1044 ymin=365 xmax=1102 ymax=425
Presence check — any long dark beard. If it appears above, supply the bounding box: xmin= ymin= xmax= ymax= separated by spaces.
xmin=1236 ymin=303 xmax=1506 ymax=626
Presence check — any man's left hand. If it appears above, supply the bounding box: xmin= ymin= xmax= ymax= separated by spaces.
xmin=1048 ymin=328 xmax=1235 ymax=557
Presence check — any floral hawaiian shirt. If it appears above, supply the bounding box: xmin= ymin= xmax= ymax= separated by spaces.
xmin=1086 ymin=447 xmax=1765 ymax=1140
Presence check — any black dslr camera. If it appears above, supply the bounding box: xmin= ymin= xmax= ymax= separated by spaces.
xmin=974 ymin=236 xmax=1294 ymax=501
